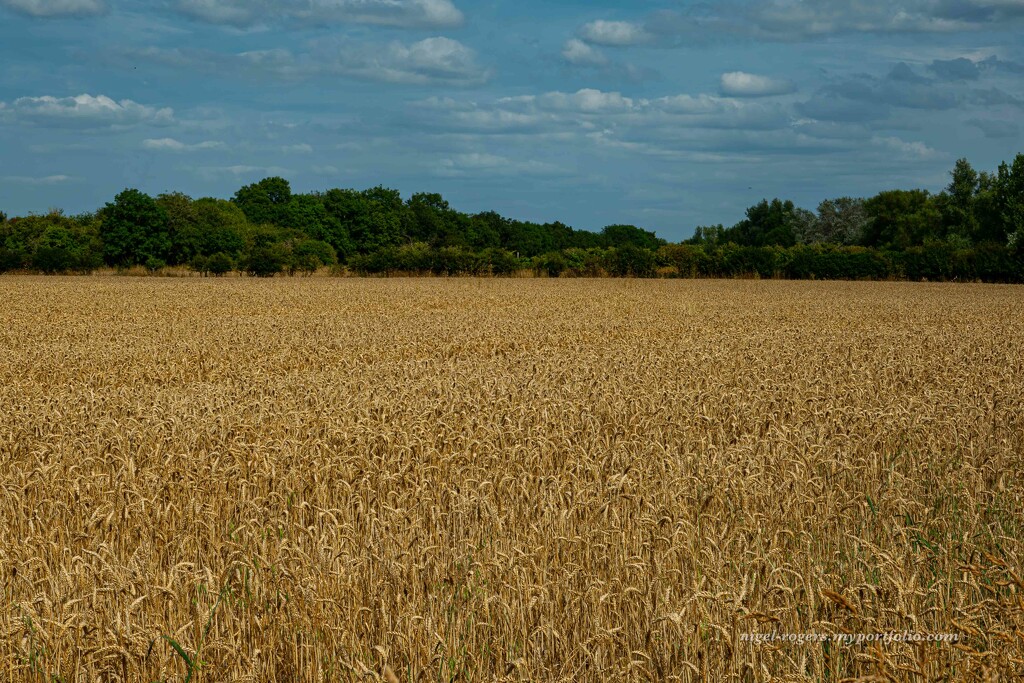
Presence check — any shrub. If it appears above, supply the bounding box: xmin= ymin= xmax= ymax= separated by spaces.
xmin=207 ymin=252 xmax=234 ymax=276
xmin=189 ymin=254 xmax=210 ymax=276
xmin=608 ymin=245 xmax=656 ymax=278
xmin=245 ymin=245 xmax=287 ymax=277
xmin=144 ymin=256 xmax=167 ymax=274
xmin=32 ymin=246 xmax=75 ymax=274
xmin=536 ymin=252 xmax=567 ymax=278
xmin=483 ymin=248 xmax=520 ymax=276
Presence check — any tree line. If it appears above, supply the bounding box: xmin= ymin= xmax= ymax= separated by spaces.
xmin=2 ymin=154 xmax=1023 ymax=281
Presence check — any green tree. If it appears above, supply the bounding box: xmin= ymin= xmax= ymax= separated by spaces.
xmin=724 ymin=199 xmax=807 ymax=247
xmin=157 ymin=192 xmax=201 ymax=264
xmin=686 ymin=225 xmax=726 ymax=246
xmin=997 ymin=154 xmax=1024 ymax=251
xmin=468 ymin=212 xmax=504 ymax=249
xmin=942 ymin=158 xmax=980 ymax=245
xmin=323 ymin=187 xmax=404 ymax=254
xmin=502 ymin=220 xmax=553 ymax=256
xmin=99 ymin=189 xmax=170 ymax=267
xmin=405 ymin=192 xmax=463 ymax=246
xmin=232 ymin=177 xmax=292 ymax=226
xmin=194 ymin=198 xmax=248 ymax=257
xmin=31 ymin=225 xmax=78 ymax=273
xmin=861 ymin=190 xmax=942 ymax=250
xmin=601 ymin=224 xmax=666 ymax=251
xmin=804 ymin=198 xmax=870 ymax=245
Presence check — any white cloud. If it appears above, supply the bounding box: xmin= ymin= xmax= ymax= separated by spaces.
xmin=599 ymin=1 xmax=1024 ymax=45
xmin=436 ymin=153 xmax=565 ymax=177
xmin=311 ymin=164 xmax=340 ymax=175
xmin=747 ymin=0 xmax=1024 ymax=36
xmin=376 ymin=36 xmax=485 ymax=84
xmin=4 ymin=94 xmax=173 ymax=127
xmin=281 ymin=143 xmax=313 ymax=154
xmin=654 ymin=94 xmax=729 ymax=115
xmin=561 ymin=39 xmax=608 ymax=66
xmin=0 ymin=0 xmax=105 ymax=17
xmin=197 ymin=164 xmax=295 ymax=179
xmin=126 ymin=37 xmax=489 ymax=86
xmin=538 ymin=89 xmax=636 ymax=113
xmin=1 ymin=174 xmax=75 ymax=184
xmin=870 ymin=135 xmax=943 ymax=159
xmin=175 ymin=0 xmax=463 ymax=28
xmin=175 ymin=0 xmax=251 ymax=24
xmin=416 ymin=88 xmax=791 ymax=138
xmin=142 ymin=137 xmax=225 ymax=151
xmin=720 ymin=71 xmax=797 ymax=97
xmin=578 ymin=20 xmax=652 ymax=46
xmin=750 ymin=1 xmax=966 ymax=36
xmin=312 ymin=36 xmax=488 ymax=85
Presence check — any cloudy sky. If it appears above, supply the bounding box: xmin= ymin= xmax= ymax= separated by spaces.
xmin=1 ymin=0 xmax=1022 ymax=239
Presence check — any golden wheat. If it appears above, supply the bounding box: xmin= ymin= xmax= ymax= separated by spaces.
xmin=0 ymin=277 xmax=1022 ymax=682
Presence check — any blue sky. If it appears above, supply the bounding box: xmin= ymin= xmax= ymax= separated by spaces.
xmin=1 ymin=0 xmax=1022 ymax=240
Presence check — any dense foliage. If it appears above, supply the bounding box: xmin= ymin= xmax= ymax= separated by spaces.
xmin=2 ymin=155 xmax=1023 ymax=281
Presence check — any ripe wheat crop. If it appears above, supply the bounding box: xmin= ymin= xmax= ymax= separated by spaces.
xmin=0 ymin=277 xmax=1022 ymax=682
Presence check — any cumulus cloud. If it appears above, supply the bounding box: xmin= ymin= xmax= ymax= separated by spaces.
xmin=537 ymin=89 xmax=635 ymax=113
xmin=142 ymin=137 xmax=225 ymax=151
xmin=197 ymin=164 xmax=295 ymax=180
xmin=870 ymin=135 xmax=943 ymax=160
xmin=436 ymin=153 xmax=565 ymax=177
xmin=125 ymin=37 xmax=489 ymax=85
xmin=348 ymin=36 xmax=487 ymax=85
xmin=175 ymin=0 xmax=463 ymax=28
xmin=0 ymin=0 xmax=105 ymax=17
xmin=3 ymin=94 xmax=173 ymax=127
xmin=746 ymin=0 xmax=970 ymax=36
xmin=720 ymin=71 xmax=797 ymax=97
xmin=561 ymin=39 xmax=608 ymax=66
xmin=417 ymin=87 xmax=792 ymax=137
xmin=578 ymin=20 xmax=652 ymax=46
xmin=411 ymin=85 xmax=961 ymax=174
xmin=599 ymin=1 xmax=1024 ymax=45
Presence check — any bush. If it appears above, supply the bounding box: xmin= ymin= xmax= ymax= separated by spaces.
xmin=207 ymin=252 xmax=233 ymax=276
xmin=431 ymin=247 xmax=478 ymax=276
xmin=189 ymin=254 xmax=209 ymax=276
xmin=32 ymin=246 xmax=75 ymax=274
xmin=536 ymin=252 xmax=567 ymax=278
xmin=289 ymin=240 xmax=337 ymax=275
xmin=395 ymin=242 xmax=433 ymax=273
xmin=0 ymin=247 xmax=25 ymax=273
xmin=245 ymin=245 xmax=287 ymax=277
xmin=657 ymin=244 xmax=702 ymax=278
xmin=483 ymin=248 xmax=520 ymax=276
xmin=144 ymin=256 xmax=167 ymax=274
xmin=608 ymin=245 xmax=656 ymax=278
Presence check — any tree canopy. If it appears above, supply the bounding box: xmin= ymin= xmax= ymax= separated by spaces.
xmin=2 ymin=154 xmax=1023 ymax=281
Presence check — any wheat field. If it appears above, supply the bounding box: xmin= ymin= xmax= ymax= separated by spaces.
xmin=0 ymin=276 xmax=1022 ymax=682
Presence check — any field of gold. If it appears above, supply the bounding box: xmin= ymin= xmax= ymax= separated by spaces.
xmin=0 ymin=277 xmax=1022 ymax=682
